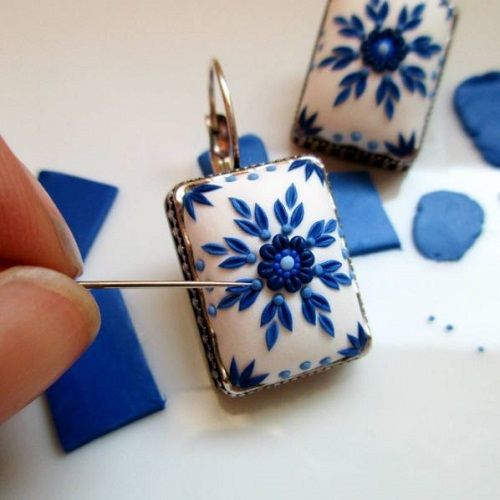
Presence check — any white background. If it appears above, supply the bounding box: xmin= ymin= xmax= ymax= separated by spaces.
xmin=0 ymin=0 xmax=499 ymax=498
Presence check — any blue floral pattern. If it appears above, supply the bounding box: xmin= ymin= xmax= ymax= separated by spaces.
xmin=201 ymin=179 xmax=353 ymax=352
xmin=229 ymin=357 xmax=269 ymax=388
xmin=319 ymin=0 xmax=442 ymax=119
xmin=337 ymin=323 xmax=369 ymax=358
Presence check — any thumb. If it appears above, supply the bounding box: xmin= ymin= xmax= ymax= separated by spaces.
xmin=0 ymin=266 xmax=100 ymax=423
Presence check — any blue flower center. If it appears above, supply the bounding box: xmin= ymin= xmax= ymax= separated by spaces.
xmin=257 ymin=234 xmax=315 ymax=293
xmin=361 ymin=28 xmax=408 ymax=73
xmin=280 ymin=255 xmax=295 ymax=271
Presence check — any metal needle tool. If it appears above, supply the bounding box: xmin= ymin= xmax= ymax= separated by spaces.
xmin=78 ymin=280 xmax=247 ymax=290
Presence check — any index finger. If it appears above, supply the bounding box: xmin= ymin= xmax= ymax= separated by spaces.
xmin=0 ymin=136 xmax=83 ymax=277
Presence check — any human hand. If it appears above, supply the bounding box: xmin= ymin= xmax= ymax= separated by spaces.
xmin=0 ymin=136 xmax=100 ymax=423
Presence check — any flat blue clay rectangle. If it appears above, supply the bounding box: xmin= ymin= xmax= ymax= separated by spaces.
xmin=328 ymin=171 xmax=401 ymax=256
xmin=46 ymin=289 xmax=166 ymax=452
xmin=38 ymin=170 xmax=165 ymax=452
xmin=38 ymin=171 xmax=118 ymax=260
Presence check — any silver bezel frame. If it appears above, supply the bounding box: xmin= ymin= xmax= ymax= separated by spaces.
xmin=291 ymin=0 xmax=458 ymax=171
xmin=165 ymin=155 xmax=372 ymax=397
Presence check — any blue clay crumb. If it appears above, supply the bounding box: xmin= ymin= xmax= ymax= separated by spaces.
xmin=428 ymin=315 xmax=436 ymax=322
xmin=477 ymin=346 xmax=485 ymax=353
xmin=445 ymin=324 xmax=454 ymax=332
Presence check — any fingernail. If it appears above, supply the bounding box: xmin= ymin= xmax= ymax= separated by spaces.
xmin=25 ymin=167 xmax=84 ymax=277
xmin=0 ymin=266 xmax=100 ymax=423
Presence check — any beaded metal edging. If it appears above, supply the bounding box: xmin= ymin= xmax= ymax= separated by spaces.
xmin=291 ymin=0 xmax=458 ymax=171
xmin=165 ymin=156 xmax=372 ymax=397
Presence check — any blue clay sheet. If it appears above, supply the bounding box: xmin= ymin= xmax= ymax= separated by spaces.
xmin=412 ymin=190 xmax=484 ymax=261
xmin=454 ymin=72 xmax=500 ymax=168
xmin=38 ymin=170 xmax=165 ymax=452
xmin=198 ymin=135 xmax=400 ymax=257
xmin=328 ymin=172 xmax=401 ymax=256
xmin=38 ymin=171 xmax=118 ymax=260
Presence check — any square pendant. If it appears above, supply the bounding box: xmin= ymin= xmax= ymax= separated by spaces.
xmin=166 ymin=156 xmax=371 ymax=396
xmin=292 ymin=0 xmax=457 ymax=170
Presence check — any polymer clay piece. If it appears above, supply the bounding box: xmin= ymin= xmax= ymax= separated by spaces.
xmin=166 ymin=156 xmax=371 ymax=396
xmin=412 ymin=190 xmax=484 ymax=261
xmin=454 ymin=72 xmax=500 ymax=168
xmin=39 ymin=171 xmax=165 ymax=452
xmin=292 ymin=0 xmax=456 ymax=170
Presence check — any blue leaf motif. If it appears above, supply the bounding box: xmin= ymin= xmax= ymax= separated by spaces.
xmin=224 ymin=237 xmax=250 ymax=255
xmin=324 ymin=219 xmax=337 ymax=233
xmin=219 ymin=256 xmax=248 ymax=269
xmin=195 ymin=184 xmax=221 ymax=194
xmin=315 ymin=234 xmax=336 ymax=247
xmin=319 ymin=315 xmax=335 ymax=337
xmin=308 ymin=220 xmax=325 ymax=240
xmin=240 ymin=360 xmax=256 ymax=382
xmin=235 ymin=219 xmax=260 ymax=237
xmin=311 ymin=293 xmax=331 ymax=312
xmin=321 ymin=260 xmax=342 ymax=273
xmin=290 ymin=203 xmax=304 ymax=228
xmin=218 ymin=294 xmax=240 ymax=309
xmin=320 ymin=275 xmax=340 ymax=289
xmin=278 ymin=300 xmax=293 ymax=331
xmin=254 ymin=204 xmax=269 ymax=230
xmin=265 ymin=322 xmax=279 ymax=351
xmin=183 ymin=184 xmax=221 ymax=221
xmin=202 ymin=243 xmax=228 ymax=255
xmin=338 ymin=323 xmax=369 ymax=357
xmin=285 ymin=183 xmax=298 ymax=208
xmin=261 ymin=301 xmax=277 ymax=326
xmin=333 ymin=273 xmax=352 ymax=285
xmin=335 ymin=87 xmax=351 ymax=106
xmin=302 ymin=299 xmax=316 ymax=325
xmin=229 ymin=197 xmax=251 ymax=218
xmin=274 ymin=199 xmax=288 ymax=226
xmin=239 ymin=289 xmax=261 ymax=311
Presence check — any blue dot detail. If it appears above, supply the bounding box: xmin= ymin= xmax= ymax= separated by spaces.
xmin=301 ymin=286 xmax=312 ymax=300
xmin=251 ymin=279 xmax=263 ymax=291
xmin=319 ymin=356 xmax=333 ymax=366
xmin=367 ymin=140 xmax=379 ymax=151
xmin=333 ymin=133 xmax=343 ymax=142
xmin=225 ymin=175 xmax=237 ymax=182
xmin=351 ymin=131 xmax=362 ymax=142
xmin=282 ymin=224 xmax=293 ymax=235
xmin=246 ymin=253 xmax=257 ymax=264
xmin=247 ymin=172 xmax=259 ymax=181
xmin=300 ymin=361 xmax=312 ymax=370
xmin=266 ymin=164 xmax=277 ymax=172
xmin=445 ymin=324 xmax=454 ymax=332
xmin=314 ymin=264 xmax=324 ymax=277
xmin=195 ymin=258 xmax=205 ymax=272
xmin=207 ymin=305 xmax=217 ymax=317
xmin=428 ymin=315 xmax=435 ymax=322
xmin=477 ymin=346 xmax=485 ymax=353
xmin=279 ymin=370 xmax=292 ymax=380
xmin=273 ymin=294 xmax=284 ymax=306
xmin=260 ymin=229 xmax=271 ymax=240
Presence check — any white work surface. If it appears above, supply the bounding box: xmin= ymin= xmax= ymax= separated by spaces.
xmin=0 ymin=1 xmax=499 ymax=498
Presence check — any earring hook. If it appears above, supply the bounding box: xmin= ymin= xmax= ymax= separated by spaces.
xmin=207 ymin=59 xmax=241 ymax=174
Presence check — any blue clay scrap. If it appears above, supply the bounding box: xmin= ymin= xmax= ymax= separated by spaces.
xmin=454 ymin=72 xmax=500 ymax=168
xmin=413 ymin=191 xmax=484 ymax=261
